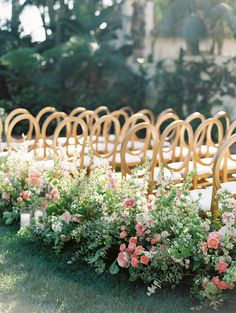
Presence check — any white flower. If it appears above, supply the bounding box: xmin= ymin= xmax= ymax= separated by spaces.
xmin=52 ymin=221 xmax=62 ymax=233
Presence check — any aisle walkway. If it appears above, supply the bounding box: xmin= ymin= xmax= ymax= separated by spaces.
xmin=0 ymin=226 xmax=235 ymax=313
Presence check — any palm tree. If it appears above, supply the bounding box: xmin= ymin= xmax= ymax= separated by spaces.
xmin=157 ymin=0 xmax=236 ymax=55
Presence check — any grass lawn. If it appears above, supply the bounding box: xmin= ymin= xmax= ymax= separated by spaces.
xmin=0 ymin=226 xmax=235 ymax=313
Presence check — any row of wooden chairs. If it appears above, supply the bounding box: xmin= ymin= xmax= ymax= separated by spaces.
xmin=0 ymin=107 xmax=235 ymax=188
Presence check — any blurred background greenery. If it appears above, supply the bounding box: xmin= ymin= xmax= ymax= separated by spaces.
xmin=0 ymin=0 xmax=236 ymax=117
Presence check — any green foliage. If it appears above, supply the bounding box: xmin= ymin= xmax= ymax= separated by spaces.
xmin=0 ymin=1 xmax=146 ymax=113
xmin=153 ymin=51 xmax=236 ymax=117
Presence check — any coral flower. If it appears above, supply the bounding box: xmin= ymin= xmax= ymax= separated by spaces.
xmin=131 ymin=257 xmax=139 ymax=267
xmin=135 ymin=245 xmax=144 ymax=254
xmin=217 ymin=262 xmax=228 ymax=273
xmin=140 ymin=255 xmax=150 ymax=265
xmin=17 ymin=196 xmax=23 ymax=203
xmin=129 ymin=237 xmax=137 ymax=244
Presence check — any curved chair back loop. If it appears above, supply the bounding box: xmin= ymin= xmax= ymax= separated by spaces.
xmin=138 ymin=109 xmax=155 ymax=125
xmin=52 ymin=116 xmax=88 ymax=168
xmin=6 ymin=114 xmax=40 ymax=154
xmin=69 ymin=107 xmax=86 ymax=117
xmin=5 ymin=108 xmax=32 ymax=139
xmin=121 ymin=122 xmax=159 ymax=184
xmin=159 ymin=120 xmax=194 ymax=178
xmin=211 ymin=134 xmax=236 ymax=222
xmin=90 ymin=115 xmax=121 ymax=169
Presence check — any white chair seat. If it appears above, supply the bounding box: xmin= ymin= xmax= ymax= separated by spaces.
xmin=196 ymin=145 xmax=218 ymax=156
xmin=219 ymin=181 xmax=236 ymax=194
xmin=174 ymin=147 xmax=189 ymax=158
xmin=153 ymin=167 xmax=182 ymax=182
xmin=188 ymin=161 xmax=212 ymax=175
xmin=189 ymin=188 xmax=212 ymax=212
xmin=115 ymin=153 xmax=141 ymax=165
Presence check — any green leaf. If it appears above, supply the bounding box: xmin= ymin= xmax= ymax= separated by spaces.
xmin=109 ymin=260 xmax=119 ymax=275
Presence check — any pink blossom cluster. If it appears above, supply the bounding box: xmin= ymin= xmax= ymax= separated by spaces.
xmin=117 ymin=237 xmax=150 ymax=268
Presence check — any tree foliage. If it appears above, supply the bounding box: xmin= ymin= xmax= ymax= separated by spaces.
xmin=0 ymin=0 xmax=145 ymax=113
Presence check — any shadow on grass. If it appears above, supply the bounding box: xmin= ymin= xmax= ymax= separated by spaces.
xmin=0 ymin=225 xmax=235 ymax=313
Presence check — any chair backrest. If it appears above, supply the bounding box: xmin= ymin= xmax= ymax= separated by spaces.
xmin=159 ymin=120 xmax=194 ymax=178
xmin=6 ymin=114 xmax=40 ymax=153
xmin=213 ymin=111 xmax=230 ymax=133
xmin=181 ymin=112 xmax=206 ymax=148
xmin=111 ymin=110 xmax=129 ymax=128
xmin=120 ymin=106 xmax=134 ymax=116
xmin=121 ymin=122 xmax=159 ymax=183
xmin=69 ymin=107 xmax=86 ymax=117
xmin=36 ymin=107 xmax=57 ymax=125
xmin=5 ymin=108 xmax=31 ymax=137
xmin=89 ymin=115 xmax=121 ymax=169
xmin=155 ymin=111 xmax=180 ymax=139
xmin=193 ymin=117 xmax=223 ymax=164
xmin=94 ymin=106 xmax=110 ymax=118
xmin=211 ymin=134 xmax=236 ymax=222
xmin=52 ymin=116 xmax=88 ymax=168
xmin=138 ymin=109 xmax=155 ymax=124
xmin=40 ymin=112 xmax=67 ymax=158
xmin=120 ymin=113 xmax=150 ymax=144
xmin=79 ymin=110 xmax=97 ymax=133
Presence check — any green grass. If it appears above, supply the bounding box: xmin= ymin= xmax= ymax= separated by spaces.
xmin=0 ymin=226 xmax=235 ymax=313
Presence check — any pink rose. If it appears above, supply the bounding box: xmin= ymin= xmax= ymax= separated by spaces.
xmin=207 ymin=232 xmax=221 ymax=249
xmin=60 ymin=211 xmax=72 ymax=224
xmin=140 ymin=255 xmax=150 ymax=265
xmin=217 ymin=262 xmax=228 ymax=273
xmin=151 ymin=234 xmax=161 ymax=245
xmin=135 ymin=224 xmax=146 ymax=237
xmin=21 ymin=191 xmax=31 ymax=200
xmin=117 ymin=252 xmax=130 ymax=268
xmin=123 ymin=198 xmax=135 ymax=208
xmin=128 ymin=243 xmax=136 ymax=252
xmin=119 ymin=244 xmax=126 ymax=252
xmin=17 ymin=196 xmax=23 ymax=203
xmin=120 ymin=231 xmax=128 ymax=239
xmin=131 ymin=257 xmax=139 ymax=267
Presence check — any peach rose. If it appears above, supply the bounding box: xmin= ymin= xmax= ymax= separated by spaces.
xmin=217 ymin=262 xmax=228 ymax=273
xmin=117 ymin=252 xmax=130 ymax=268
xmin=135 ymin=245 xmax=144 ymax=254
xmin=207 ymin=237 xmax=220 ymax=249
xmin=140 ymin=255 xmax=150 ymax=265
xmin=131 ymin=257 xmax=139 ymax=267
xmin=129 ymin=237 xmax=137 ymax=244
xmin=17 ymin=196 xmax=23 ymax=203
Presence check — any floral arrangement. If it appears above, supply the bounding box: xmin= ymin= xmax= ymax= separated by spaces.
xmin=0 ymin=152 xmax=235 ymax=310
